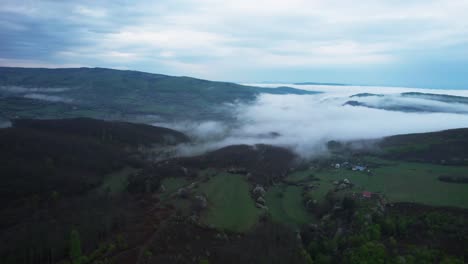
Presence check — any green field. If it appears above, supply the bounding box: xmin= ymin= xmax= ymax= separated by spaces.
xmin=97 ymin=167 xmax=139 ymax=195
xmin=160 ymin=157 xmax=468 ymax=234
xmin=291 ymin=159 xmax=468 ymax=208
xmin=158 ymin=177 xmax=194 ymax=215
xmin=197 ymin=173 xmax=260 ymax=232
xmin=265 ymin=185 xmax=314 ymax=227
xmin=160 ymin=177 xmax=190 ymax=200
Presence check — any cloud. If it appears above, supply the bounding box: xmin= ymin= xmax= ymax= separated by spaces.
xmin=167 ymin=85 xmax=468 ymax=158
xmin=0 ymin=120 xmax=11 ymax=128
xmin=73 ymin=6 xmax=108 ymax=18
xmin=0 ymin=58 xmax=86 ymax=68
xmin=1 ymin=0 xmax=468 ymax=87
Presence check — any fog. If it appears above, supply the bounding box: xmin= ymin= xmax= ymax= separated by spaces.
xmin=0 ymin=85 xmax=74 ymax=103
xmin=0 ymin=120 xmax=11 ymax=128
xmin=159 ymin=84 xmax=468 ymax=158
xmin=23 ymin=93 xmax=74 ymax=103
xmin=0 ymin=86 xmax=70 ymax=93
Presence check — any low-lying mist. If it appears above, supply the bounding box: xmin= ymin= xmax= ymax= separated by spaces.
xmin=23 ymin=93 xmax=74 ymax=103
xmin=156 ymin=84 xmax=468 ymax=158
xmin=0 ymin=85 xmax=74 ymax=103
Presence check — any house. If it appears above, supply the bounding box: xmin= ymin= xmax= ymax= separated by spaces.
xmin=352 ymin=165 xmax=366 ymax=172
xmin=362 ymin=191 xmax=372 ymax=198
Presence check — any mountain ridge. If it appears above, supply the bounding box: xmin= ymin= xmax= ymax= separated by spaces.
xmin=0 ymin=67 xmax=319 ymax=122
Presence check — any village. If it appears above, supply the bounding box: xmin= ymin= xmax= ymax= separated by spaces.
xmin=155 ymin=157 xmax=389 ymax=230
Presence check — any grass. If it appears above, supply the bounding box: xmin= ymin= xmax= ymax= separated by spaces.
xmin=385 ymin=144 xmax=432 ymax=155
xmin=366 ymin=162 xmax=468 ymax=207
xmin=265 ymin=185 xmax=314 ymax=227
xmin=160 ymin=177 xmax=190 ymax=200
xmin=98 ymin=167 xmax=138 ymax=195
xmin=160 ymin=157 xmax=468 ymax=234
xmin=285 ymin=169 xmax=352 ymax=203
xmin=285 ymin=171 xmax=317 ymax=183
xmin=159 ymin=177 xmax=194 ymax=216
xmin=197 ymin=173 xmax=260 ymax=232
xmin=162 ymin=170 xmax=315 ymax=230
xmin=293 ymin=159 xmax=468 ymax=208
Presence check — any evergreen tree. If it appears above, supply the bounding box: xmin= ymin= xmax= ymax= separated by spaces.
xmin=69 ymin=228 xmax=82 ymax=264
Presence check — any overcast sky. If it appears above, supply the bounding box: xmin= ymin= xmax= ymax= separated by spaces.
xmin=1 ymin=0 xmax=468 ymax=88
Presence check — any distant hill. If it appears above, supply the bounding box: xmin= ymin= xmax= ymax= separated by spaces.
xmin=350 ymin=93 xmax=384 ymax=98
xmin=0 ymin=67 xmax=319 ymax=122
xmin=328 ymin=128 xmax=468 ymax=165
xmin=344 ymin=92 xmax=468 ymax=114
xmin=378 ymin=128 xmax=468 ymax=165
xmin=260 ymin=86 xmax=318 ymax=95
xmin=401 ymin=92 xmax=468 ymax=104
xmin=294 ymin=81 xmax=347 ymax=86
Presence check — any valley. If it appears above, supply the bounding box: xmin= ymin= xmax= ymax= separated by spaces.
xmin=2 ymin=0 xmax=468 ymax=263
xmin=0 ymin=117 xmax=467 ymax=263
xmin=0 ymin=68 xmax=467 ymax=264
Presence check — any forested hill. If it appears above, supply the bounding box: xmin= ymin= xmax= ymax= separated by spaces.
xmin=0 ymin=67 xmax=318 ymax=121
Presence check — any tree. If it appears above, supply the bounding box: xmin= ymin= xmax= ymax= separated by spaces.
xmin=440 ymin=256 xmax=464 ymax=264
xmin=300 ymin=249 xmax=314 ymax=264
xmin=346 ymin=241 xmax=387 ymax=264
xmin=342 ymin=197 xmax=356 ymax=212
xmin=69 ymin=228 xmax=82 ymax=264
xmin=367 ymin=224 xmax=381 ymax=241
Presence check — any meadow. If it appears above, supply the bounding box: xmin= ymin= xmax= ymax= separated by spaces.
xmin=197 ymin=173 xmax=260 ymax=232
xmin=161 ymin=173 xmax=261 ymax=232
xmin=290 ymin=158 xmax=468 ymax=208
xmin=265 ymin=185 xmax=315 ymax=227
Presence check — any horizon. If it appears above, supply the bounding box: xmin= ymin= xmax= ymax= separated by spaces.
xmin=1 ymin=1 xmax=468 ymax=89
xmin=1 ymin=65 xmax=467 ymax=90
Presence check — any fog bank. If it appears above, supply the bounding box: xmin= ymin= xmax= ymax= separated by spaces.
xmin=156 ymin=84 xmax=468 ymax=158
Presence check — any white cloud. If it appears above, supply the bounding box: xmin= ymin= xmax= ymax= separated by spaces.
xmin=74 ymin=5 xmax=107 ymax=18
xmin=2 ymin=0 xmax=468 ymax=83
xmin=0 ymin=58 xmax=87 ymax=68
xmin=71 ymin=0 xmax=467 ymax=77
xmin=0 ymin=20 xmax=28 ymax=31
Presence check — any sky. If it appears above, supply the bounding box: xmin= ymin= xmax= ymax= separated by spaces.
xmin=1 ymin=0 xmax=468 ymax=88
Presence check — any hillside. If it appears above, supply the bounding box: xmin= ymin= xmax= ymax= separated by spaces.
xmin=328 ymin=128 xmax=468 ymax=165
xmin=0 ymin=67 xmax=318 ymax=122
xmin=378 ymin=128 xmax=468 ymax=165
xmin=0 ymin=118 xmax=467 ymax=263
xmin=12 ymin=118 xmax=189 ymax=146
xmin=0 ymin=118 xmax=188 ymax=199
